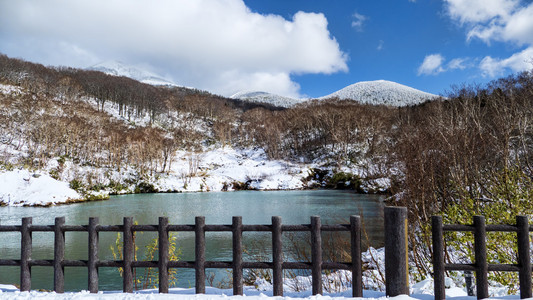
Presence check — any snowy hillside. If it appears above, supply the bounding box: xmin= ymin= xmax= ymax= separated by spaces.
xmin=87 ymin=61 xmax=179 ymax=87
xmin=231 ymin=91 xmax=305 ymax=108
xmin=232 ymin=80 xmax=439 ymax=108
xmin=320 ymin=80 xmax=439 ymax=106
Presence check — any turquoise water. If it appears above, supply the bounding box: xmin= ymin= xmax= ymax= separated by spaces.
xmin=0 ymin=190 xmax=384 ymax=291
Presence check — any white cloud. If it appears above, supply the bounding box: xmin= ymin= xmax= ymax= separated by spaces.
xmin=0 ymin=0 xmax=348 ymax=98
xmin=418 ymin=54 xmax=445 ymax=75
xmin=351 ymin=12 xmax=368 ymax=32
xmin=417 ymin=54 xmax=471 ymax=75
xmin=377 ymin=40 xmax=384 ymax=51
xmin=445 ymin=0 xmax=518 ymax=24
xmin=448 ymin=58 xmax=468 ymax=70
xmin=445 ymin=0 xmax=533 ymax=76
xmin=480 ymin=46 xmax=533 ymax=77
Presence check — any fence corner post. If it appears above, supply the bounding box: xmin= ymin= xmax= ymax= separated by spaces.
xmin=516 ymin=215 xmax=531 ymax=299
xmin=20 ymin=217 xmax=32 ymax=292
xmin=474 ymin=215 xmax=488 ymax=299
xmin=232 ymin=216 xmax=243 ymax=296
xmin=54 ymin=217 xmax=65 ymax=293
xmin=384 ymin=206 xmax=409 ymax=297
xmin=272 ymin=216 xmax=283 ymax=297
xmin=88 ymin=217 xmax=99 ymax=293
xmin=311 ymin=215 xmax=323 ymax=295
xmin=432 ymin=215 xmax=445 ymax=300
xmin=195 ymin=216 xmax=206 ymax=294
xmin=350 ymin=215 xmax=363 ymax=297
xmin=123 ymin=217 xmax=134 ymax=293
xmin=159 ymin=217 xmax=169 ymax=293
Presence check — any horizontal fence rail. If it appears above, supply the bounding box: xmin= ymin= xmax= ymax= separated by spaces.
xmin=432 ymin=215 xmax=532 ymax=300
xmin=0 ymin=215 xmax=364 ymax=296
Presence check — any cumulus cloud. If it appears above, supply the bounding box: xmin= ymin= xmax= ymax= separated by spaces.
xmin=445 ymin=0 xmax=533 ymax=76
xmin=481 ymin=47 xmax=533 ymax=77
xmin=417 ymin=54 xmax=471 ymax=75
xmin=445 ymin=0 xmax=518 ymax=24
xmin=418 ymin=54 xmax=445 ymax=75
xmin=351 ymin=12 xmax=368 ymax=32
xmin=0 ymin=0 xmax=348 ymax=98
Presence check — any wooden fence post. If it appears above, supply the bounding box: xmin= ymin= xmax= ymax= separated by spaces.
xmin=311 ymin=216 xmax=323 ymax=295
xmin=88 ymin=217 xmax=99 ymax=293
xmin=159 ymin=217 xmax=169 ymax=293
xmin=432 ymin=215 xmax=445 ymax=300
xmin=54 ymin=217 xmax=65 ymax=293
xmin=123 ymin=217 xmax=134 ymax=293
xmin=20 ymin=217 xmax=32 ymax=292
xmin=195 ymin=216 xmax=206 ymax=294
xmin=384 ymin=206 xmax=409 ymax=296
xmin=232 ymin=216 xmax=243 ymax=295
xmin=272 ymin=216 xmax=283 ymax=296
xmin=516 ymin=215 xmax=531 ymax=299
xmin=350 ymin=215 xmax=362 ymax=297
xmin=474 ymin=215 xmax=488 ymax=299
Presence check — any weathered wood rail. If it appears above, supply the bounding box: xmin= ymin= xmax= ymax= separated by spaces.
xmin=432 ymin=215 xmax=532 ymax=299
xmin=0 ymin=215 xmax=366 ymax=296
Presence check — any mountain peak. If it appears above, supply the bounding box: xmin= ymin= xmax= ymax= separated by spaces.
xmin=230 ymin=91 xmax=305 ymax=108
xmin=87 ymin=61 xmax=179 ymax=87
xmin=320 ymin=80 xmax=439 ymax=106
xmin=232 ymin=80 xmax=439 ymax=108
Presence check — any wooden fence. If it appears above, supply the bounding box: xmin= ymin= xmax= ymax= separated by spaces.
xmin=432 ymin=215 xmax=532 ymax=299
xmin=0 ymin=215 xmax=366 ymax=296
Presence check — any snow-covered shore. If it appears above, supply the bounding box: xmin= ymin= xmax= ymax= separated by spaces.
xmin=0 ymin=169 xmax=82 ymax=206
xmin=0 ymin=147 xmax=389 ymax=207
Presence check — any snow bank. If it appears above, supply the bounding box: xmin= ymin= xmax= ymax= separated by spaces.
xmin=0 ymin=169 xmax=82 ymax=206
xmin=154 ymin=148 xmax=308 ymax=192
xmin=0 ymin=284 xmax=520 ymax=299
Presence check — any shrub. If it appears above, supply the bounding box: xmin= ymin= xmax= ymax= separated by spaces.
xmin=135 ymin=182 xmax=156 ymax=193
xmin=111 ymin=229 xmax=181 ymax=290
xmin=69 ymin=179 xmax=83 ymax=191
xmin=436 ymin=167 xmax=533 ymax=293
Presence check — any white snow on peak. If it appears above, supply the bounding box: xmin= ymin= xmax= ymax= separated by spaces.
xmin=230 ymin=91 xmax=305 ymax=108
xmin=232 ymin=80 xmax=439 ymax=108
xmin=320 ymin=80 xmax=439 ymax=106
xmin=87 ymin=61 xmax=179 ymax=87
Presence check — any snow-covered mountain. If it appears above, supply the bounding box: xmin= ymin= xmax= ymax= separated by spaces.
xmin=320 ymin=80 xmax=439 ymax=106
xmin=230 ymin=91 xmax=305 ymax=108
xmin=87 ymin=61 xmax=179 ymax=87
xmin=232 ymin=80 xmax=439 ymax=108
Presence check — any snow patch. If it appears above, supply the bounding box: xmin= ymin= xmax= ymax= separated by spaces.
xmin=0 ymin=83 xmax=23 ymax=95
xmin=0 ymin=169 xmax=82 ymax=206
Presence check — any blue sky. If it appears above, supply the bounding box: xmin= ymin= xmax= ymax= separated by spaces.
xmin=1 ymin=0 xmax=532 ymax=98
xmin=243 ymin=0 xmax=533 ymax=97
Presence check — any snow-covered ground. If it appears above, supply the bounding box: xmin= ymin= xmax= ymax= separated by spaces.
xmin=0 ymin=281 xmax=519 ymax=299
xmin=0 ymin=169 xmax=82 ymax=206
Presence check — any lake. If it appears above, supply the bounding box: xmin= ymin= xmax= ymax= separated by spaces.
xmin=0 ymin=190 xmax=384 ymax=291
